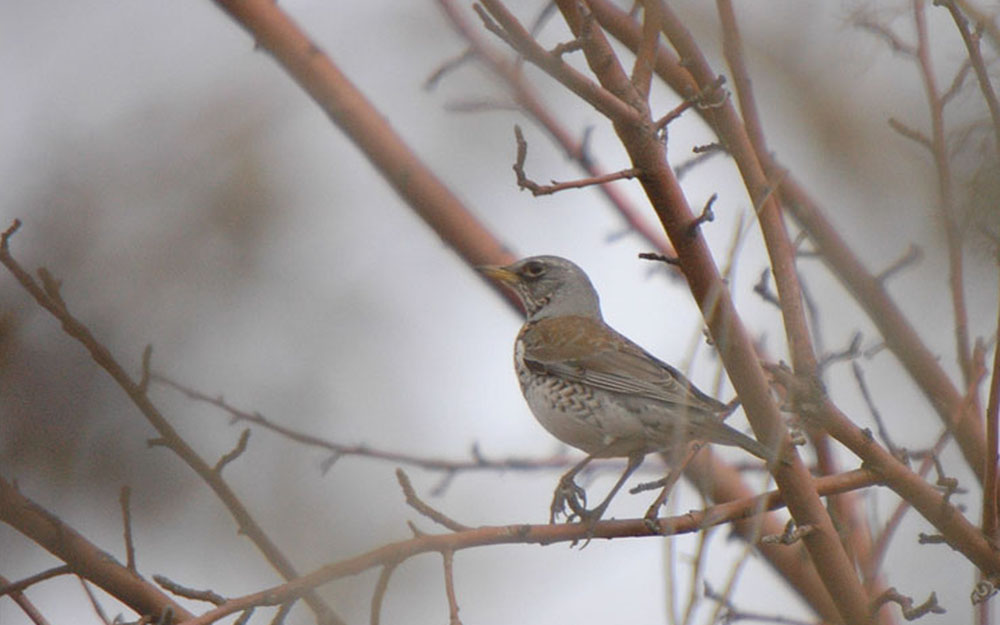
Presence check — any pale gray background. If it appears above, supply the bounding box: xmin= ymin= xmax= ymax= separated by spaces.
xmin=1 ymin=1 xmax=995 ymax=624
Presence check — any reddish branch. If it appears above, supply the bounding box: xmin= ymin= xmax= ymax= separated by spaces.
xmin=0 ymin=475 xmax=193 ymax=622
xmin=512 ymin=125 xmax=641 ymax=195
xmin=177 ymin=467 xmax=878 ymax=625
xmin=0 ymin=221 xmax=342 ymax=625
xmin=984 ymin=266 xmax=1000 ymax=541
xmin=435 ymin=0 xmax=677 ymax=260
xmin=587 ymin=0 xmax=988 ymax=485
xmin=208 ymin=0 xmax=516 ymax=299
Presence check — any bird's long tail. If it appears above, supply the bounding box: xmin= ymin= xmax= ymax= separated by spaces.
xmin=692 ymin=417 xmax=776 ymax=463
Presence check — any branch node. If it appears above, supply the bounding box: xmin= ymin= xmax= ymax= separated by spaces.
xmin=687 ymin=193 xmax=717 ymax=235
xmin=760 ymin=519 xmax=815 ymax=545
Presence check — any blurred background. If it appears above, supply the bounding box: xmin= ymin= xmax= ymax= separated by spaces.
xmin=2 ymin=1 xmax=997 ymax=623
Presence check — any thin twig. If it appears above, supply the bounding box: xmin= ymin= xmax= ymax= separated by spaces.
xmin=119 ymin=486 xmax=137 ymax=574
xmin=876 ymin=244 xmax=923 ymax=282
xmin=0 ymin=221 xmax=342 ymax=625
xmin=174 ymin=468 xmax=882 ymax=625
xmin=982 ymin=264 xmax=1000 ymax=540
xmin=0 ymin=573 xmax=51 ymax=625
xmin=0 ymin=566 xmax=72 ymax=599
xmin=396 ymin=469 xmax=471 ymax=532
xmin=370 ymin=563 xmax=398 ymax=625
xmin=153 ymin=372 xmax=574 ymax=477
xmin=214 ymin=429 xmax=251 ymax=474
xmin=78 ymin=578 xmax=112 ymax=625
xmin=441 ymin=550 xmax=463 ymax=625
xmin=153 ymin=575 xmax=227 ymax=606
xmin=512 ymin=125 xmax=640 ymax=195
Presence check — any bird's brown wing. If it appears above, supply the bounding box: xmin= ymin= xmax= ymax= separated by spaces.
xmin=519 ymin=316 xmax=726 ymax=413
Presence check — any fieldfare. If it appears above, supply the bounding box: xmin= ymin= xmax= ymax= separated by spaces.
xmin=479 ymin=255 xmax=773 ymax=527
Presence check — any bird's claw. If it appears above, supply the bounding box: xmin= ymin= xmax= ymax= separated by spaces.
xmin=549 ymin=476 xmax=587 ymax=523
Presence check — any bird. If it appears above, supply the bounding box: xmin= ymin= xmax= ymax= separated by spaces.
xmin=478 ymin=255 xmax=774 ymax=528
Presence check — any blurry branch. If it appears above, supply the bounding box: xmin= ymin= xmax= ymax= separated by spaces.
xmin=177 ymin=467 xmax=879 ymax=625
xmin=0 ymin=220 xmax=343 ymax=625
xmin=369 ymin=563 xmax=397 ymax=625
xmin=153 ymin=576 xmax=227 ymax=607
xmin=207 ymin=0 xmax=517 ymax=303
xmin=441 ymin=549 xmax=463 ymax=625
xmin=119 ymin=486 xmax=137 ymax=574
xmin=434 ymin=0 xmax=678 ymax=262
xmin=588 ymin=0 xmax=989 ymax=487
xmin=0 ymin=566 xmax=72 ymax=599
xmin=984 ymin=268 xmax=1000 ymax=540
xmin=483 ymin=0 xmax=874 ymax=619
xmin=0 ymin=475 xmax=193 ymax=622
xmin=769 ymin=364 xmax=1000 ymax=576
xmin=396 ymin=469 xmax=471 ymax=532
xmin=911 ymin=0 xmax=973 ymax=389
xmin=475 ymin=0 xmax=871 ymax=619
xmin=938 ymin=0 xmax=1000 ymax=151
xmin=153 ymin=372 xmax=575 ymax=477
xmin=703 ymin=581 xmax=818 ymax=625
xmin=0 ymin=573 xmax=49 ymax=625
xmin=78 ymin=578 xmax=112 ymax=625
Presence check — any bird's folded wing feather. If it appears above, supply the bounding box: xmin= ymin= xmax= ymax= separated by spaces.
xmin=520 ymin=316 xmax=726 ymax=413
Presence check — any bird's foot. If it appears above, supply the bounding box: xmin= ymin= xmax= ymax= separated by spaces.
xmin=569 ymin=502 xmax=611 ymax=549
xmin=549 ymin=476 xmax=587 ymax=524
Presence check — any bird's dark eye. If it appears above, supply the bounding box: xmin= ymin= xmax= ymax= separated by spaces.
xmin=521 ymin=260 xmax=546 ymax=279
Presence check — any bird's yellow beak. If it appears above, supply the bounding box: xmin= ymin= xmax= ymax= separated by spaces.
xmin=477 ymin=265 xmax=520 ymax=286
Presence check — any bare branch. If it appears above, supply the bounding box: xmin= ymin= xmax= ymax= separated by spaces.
xmin=119 ymin=486 xmax=137 ymax=574
xmin=154 ymin=575 xmax=227 ymax=606
xmin=441 ymin=550 xmax=463 ymax=625
xmin=370 ymin=563 xmax=398 ymax=625
xmin=513 ymin=125 xmax=640 ymax=195
xmin=396 ymin=469 xmax=471 ymax=532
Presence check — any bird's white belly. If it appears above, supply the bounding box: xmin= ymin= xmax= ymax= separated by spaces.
xmin=515 ymin=343 xmax=654 ymax=457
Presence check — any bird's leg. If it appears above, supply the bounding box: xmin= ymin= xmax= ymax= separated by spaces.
xmin=632 ymin=443 xmax=701 ymax=533
xmin=550 ymin=454 xmax=595 ymax=523
xmin=577 ymin=452 xmax=645 ymax=533
xmin=641 ymin=464 xmax=684 ymax=532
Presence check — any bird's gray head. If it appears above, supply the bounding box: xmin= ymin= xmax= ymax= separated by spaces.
xmin=478 ymin=255 xmax=602 ymax=321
